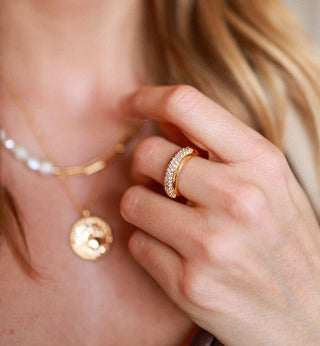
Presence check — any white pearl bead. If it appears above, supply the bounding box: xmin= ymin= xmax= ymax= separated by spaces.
xmin=0 ymin=130 xmax=6 ymax=142
xmin=13 ymin=146 xmax=28 ymax=161
xmin=4 ymin=138 xmax=15 ymax=150
xmin=39 ymin=161 xmax=53 ymax=174
xmin=27 ymin=157 xmax=40 ymax=171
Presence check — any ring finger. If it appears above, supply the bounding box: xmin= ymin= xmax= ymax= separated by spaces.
xmin=132 ymin=136 xmax=232 ymax=206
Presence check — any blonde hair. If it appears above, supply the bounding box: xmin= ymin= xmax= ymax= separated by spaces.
xmin=2 ymin=0 xmax=320 ymax=274
xmin=145 ymin=0 xmax=320 ymax=146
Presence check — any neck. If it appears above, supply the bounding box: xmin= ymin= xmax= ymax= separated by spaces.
xmin=0 ymin=0 xmax=145 ymax=114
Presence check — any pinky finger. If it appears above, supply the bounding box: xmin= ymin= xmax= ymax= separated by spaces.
xmin=129 ymin=230 xmax=183 ymax=301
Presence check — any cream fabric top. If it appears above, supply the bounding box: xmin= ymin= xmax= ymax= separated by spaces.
xmin=285 ymin=109 xmax=320 ymax=219
xmin=279 ymin=0 xmax=320 ymax=218
xmin=283 ymin=0 xmax=320 ymax=44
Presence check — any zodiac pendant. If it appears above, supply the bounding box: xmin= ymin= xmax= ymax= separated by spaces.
xmin=69 ymin=216 xmax=113 ymax=260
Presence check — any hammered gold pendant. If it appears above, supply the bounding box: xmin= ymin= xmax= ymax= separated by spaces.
xmin=69 ymin=216 xmax=113 ymax=260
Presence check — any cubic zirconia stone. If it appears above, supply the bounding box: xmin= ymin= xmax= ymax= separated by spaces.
xmin=164 ymin=147 xmax=197 ymax=199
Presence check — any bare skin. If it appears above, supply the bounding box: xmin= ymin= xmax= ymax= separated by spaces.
xmin=121 ymin=85 xmax=320 ymax=345
xmin=0 ymin=1 xmax=196 ymax=345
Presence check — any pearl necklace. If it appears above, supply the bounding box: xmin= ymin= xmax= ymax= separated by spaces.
xmin=0 ymin=128 xmax=55 ymax=174
xmin=0 ymin=123 xmax=141 ymax=260
xmin=0 ymin=128 xmax=128 ymax=177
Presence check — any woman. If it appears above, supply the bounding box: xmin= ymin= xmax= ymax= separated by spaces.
xmin=0 ymin=0 xmax=319 ymax=345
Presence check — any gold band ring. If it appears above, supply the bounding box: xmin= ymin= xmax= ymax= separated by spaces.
xmin=164 ymin=147 xmax=199 ymax=199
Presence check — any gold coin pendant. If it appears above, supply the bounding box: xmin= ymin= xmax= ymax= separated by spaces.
xmin=69 ymin=216 xmax=113 ymax=261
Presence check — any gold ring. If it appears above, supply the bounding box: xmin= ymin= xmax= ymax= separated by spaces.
xmin=164 ymin=147 xmax=199 ymax=199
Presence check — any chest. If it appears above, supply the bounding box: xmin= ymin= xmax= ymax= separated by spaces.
xmin=0 ymin=240 xmax=193 ymax=345
xmin=0 ymin=174 xmax=192 ymax=345
xmin=0 ymin=135 xmax=194 ymax=345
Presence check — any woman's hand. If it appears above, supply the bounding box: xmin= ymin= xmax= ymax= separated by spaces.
xmin=120 ymin=85 xmax=320 ymax=345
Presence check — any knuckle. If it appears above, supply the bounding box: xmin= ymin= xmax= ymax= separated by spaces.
xmin=227 ymin=183 xmax=269 ymax=223
xmin=120 ymin=185 xmax=144 ymax=220
xmin=163 ymin=85 xmax=202 ymax=120
xmin=179 ymin=243 xmax=242 ymax=309
xmin=178 ymin=267 xmax=208 ymax=308
xmin=133 ymin=136 xmax=163 ymax=172
xmin=270 ymin=148 xmax=288 ymax=175
xmin=260 ymin=145 xmax=289 ymax=177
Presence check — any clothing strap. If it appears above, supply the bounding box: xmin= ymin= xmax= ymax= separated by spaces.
xmin=190 ymin=328 xmax=216 ymax=346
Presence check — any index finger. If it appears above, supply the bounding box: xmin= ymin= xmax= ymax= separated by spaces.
xmin=123 ymin=85 xmax=268 ymax=163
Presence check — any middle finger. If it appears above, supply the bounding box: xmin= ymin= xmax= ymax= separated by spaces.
xmin=121 ymin=184 xmax=204 ymax=257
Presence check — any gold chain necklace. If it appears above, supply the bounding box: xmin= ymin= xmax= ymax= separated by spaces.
xmin=0 ymin=59 xmax=141 ymax=261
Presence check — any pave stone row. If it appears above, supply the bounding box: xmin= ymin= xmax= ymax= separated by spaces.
xmin=164 ymin=147 xmax=195 ymax=198
xmin=0 ymin=129 xmax=54 ymax=174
